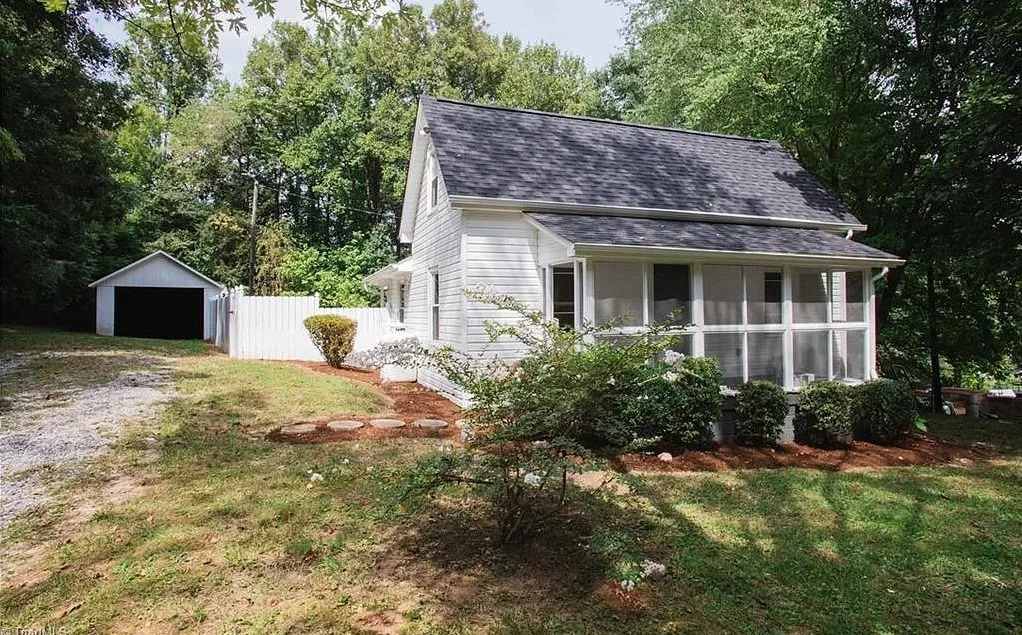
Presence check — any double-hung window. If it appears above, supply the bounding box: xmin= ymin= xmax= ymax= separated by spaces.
xmin=429 ymin=271 xmax=440 ymax=341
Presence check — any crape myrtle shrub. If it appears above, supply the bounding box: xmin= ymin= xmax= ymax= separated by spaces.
xmin=624 ymin=354 xmax=721 ymax=448
xmin=852 ymin=379 xmax=919 ymax=444
xmin=793 ymin=381 xmax=853 ymax=447
xmin=735 ymin=380 xmax=788 ymax=445
xmin=405 ymin=291 xmax=682 ymax=543
xmin=303 ymin=314 xmax=357 ymax=368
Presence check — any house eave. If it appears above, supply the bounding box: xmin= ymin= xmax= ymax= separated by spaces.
xmin=450 ymin=195 xmax=868 ymax=232
xmin=571 ymin=243 xmax=906 ymax=268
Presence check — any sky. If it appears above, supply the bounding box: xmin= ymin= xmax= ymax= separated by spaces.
xmin=93 ymin=1 xmax=629 ymax=85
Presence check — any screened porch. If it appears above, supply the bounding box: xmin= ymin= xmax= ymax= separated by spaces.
xmin=542 ymin=260 xmax=877 ymax=391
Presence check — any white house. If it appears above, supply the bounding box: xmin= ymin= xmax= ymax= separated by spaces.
xmin=89 ymin=250 xmax=224 ymax=340
xmin=366 ymin=97 xmax=904 ymax=404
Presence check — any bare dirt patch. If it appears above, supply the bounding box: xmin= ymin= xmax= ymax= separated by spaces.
xmin=0 ymin=351 xmax=174 ymax=528
xmin=614 ymin=434 xmax=996 ymax=473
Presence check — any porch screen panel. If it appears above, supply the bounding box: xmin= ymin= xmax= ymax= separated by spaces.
xmin=793 ymin=330 xmax=829 ymax=386
xmin=834 ymin=270 xmax=865 ymax=322
xmin=832 ymin=329 xmax=866 ymax=380
xmin=748 ymin=332 xmax=784 ymax=384
xmin=747 ymin=266 xmax=782 ymax=324
xmin=705 ymin=332 xmax=743 ymax=387
xmin=652 ymin=264 xmax=691 ymax=325
xmin=792 ymin=268 xmax=829 ymax=323
xmin=594 ymin=261 xmax=643 ymax=326
xmin=703 ymin=265 xmax=743 ymax=325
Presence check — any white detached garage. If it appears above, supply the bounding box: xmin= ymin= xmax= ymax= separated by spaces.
xmin=89 ymin=251 xmax=225 ymax=340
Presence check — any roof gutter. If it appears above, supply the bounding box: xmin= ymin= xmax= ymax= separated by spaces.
xmin=451 ymin=195 xmax=869 ymax=233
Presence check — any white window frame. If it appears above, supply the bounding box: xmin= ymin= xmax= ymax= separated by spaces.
xmin=429 ymin=268 xmax=440 ymax=341
xmin=544 ymin=258 xmax=584 ymax=330
xmin=426 ymin=149 xmax=436 ymax=216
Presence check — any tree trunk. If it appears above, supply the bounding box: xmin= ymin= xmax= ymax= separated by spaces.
xmin=926 ymin=262 xmax=942 ymax=413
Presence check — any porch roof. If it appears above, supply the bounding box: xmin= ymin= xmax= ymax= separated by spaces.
xmin=364 ymin=257 xmax=413 ymax=286
xmin=526 ymin=213 xmax=904 ymax=266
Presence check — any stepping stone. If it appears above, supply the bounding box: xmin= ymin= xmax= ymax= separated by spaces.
xmin=281 ymin=423 xmax=317 ymax=434
xmin=369 ymin=418 xmax=406 ymax=429
xmin=414 ymin=419 xmax=448 ymax=429
xmin=327 ymin=420 xmax=364 ymax=431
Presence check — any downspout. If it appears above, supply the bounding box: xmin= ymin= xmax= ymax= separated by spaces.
xmin=845 ymin=229 xmax=854 ymax=239
xmin=871 ymin=266 xmax=889 ymax=283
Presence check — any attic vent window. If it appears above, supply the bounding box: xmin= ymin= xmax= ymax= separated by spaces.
xmin=431 ymin=173 xmax=439 ymax=208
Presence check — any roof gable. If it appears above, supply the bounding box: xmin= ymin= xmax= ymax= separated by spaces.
xmin=88 ymin=251 xmax=225 ymax=289
xmin=421 ymin=96 xmax=862 ymax=229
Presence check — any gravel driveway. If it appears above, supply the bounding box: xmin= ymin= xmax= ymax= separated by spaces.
xmin=0 ymin=352 xmax=175 ymax=528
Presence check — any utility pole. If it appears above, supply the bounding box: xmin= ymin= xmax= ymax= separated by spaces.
xmin=248 ymin=179 xmax=258 ymax=290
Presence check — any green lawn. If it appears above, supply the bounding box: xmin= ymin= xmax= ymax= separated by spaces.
xmin=1 ymin=332 xmax=1020 ymax=633
xmin=1 ymin=324 xmax=209 ymax=357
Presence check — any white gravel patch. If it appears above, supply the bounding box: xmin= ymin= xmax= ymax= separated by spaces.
xmin=0 ymin=353 xmax=175 ymax=528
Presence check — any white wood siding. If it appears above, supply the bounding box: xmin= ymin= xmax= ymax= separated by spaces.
xmin=95 ymin=286 xmax=114 ymax=336
xmin=404 ymin=142 xmax=466 ymax=400
xmin=537 ymin=231 xmax=570 ymax=265
xmin=464 ymin=211 xmax=543 ymax=360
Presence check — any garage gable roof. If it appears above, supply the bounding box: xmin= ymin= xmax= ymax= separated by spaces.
xmin=88 ymin=251 xmax=225 ymax=289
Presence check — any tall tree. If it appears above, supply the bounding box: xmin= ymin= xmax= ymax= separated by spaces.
xmin=1 ymin=0 xmax=127 ymax=326
xmin=611 ymin=0 xmax=1022 ymax=390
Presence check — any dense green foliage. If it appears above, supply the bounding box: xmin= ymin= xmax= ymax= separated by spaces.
xmin=794 ymin=381 xmax=854 ymax=448
xmin=3 ymin=0 xmax=1017 ymax=397
xmin=410 ymin=293 xmax=681 ymax=542
xmin=2 ymin=0 xmax=597 ymax=325
xmin=852 ymin=379 xmax=920 ymax=444
xmin=735 ymin=380 xmax=788 ymax=446
xmin=303 ymin=314 xmax=357 ymax=368
xmin=624 ymin=357 xmax=721 ymax=448
xmin=611 ymin=0 xmax=1022 ymax=393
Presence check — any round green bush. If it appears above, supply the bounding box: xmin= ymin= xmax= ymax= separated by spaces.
xmin=303 ymin=314 xmax=357 ymax=368
xmin=735 ymin=380 xmax=788 ymax=446
xmin=624 ymin=357 xmax=722 ymax=448
xmin=852 ymin=379 xmax=918 ymax=444
xmin=794 ymin=381 xmax=852 ymax=447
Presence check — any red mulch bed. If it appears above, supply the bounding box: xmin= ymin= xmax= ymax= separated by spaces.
xmin=266 ymin=363 xmax=462 ymax=444
xmin=613 ymin=434 xmax=996 ymax=473
xmin=272 ymin=365 xmax=996 ymax=471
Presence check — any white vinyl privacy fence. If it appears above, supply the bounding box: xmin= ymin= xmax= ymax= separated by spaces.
xmin=211 ymin=289 xmax=391 ymax=361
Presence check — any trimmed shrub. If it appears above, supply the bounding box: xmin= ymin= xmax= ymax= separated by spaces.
xmin=794 ymin=381 xmax=852 ymax=447
xmin=735 ymin=380 xmax=788 ymax=445
xmin=303 ymin=314 xmax=357 ymax=368
xmin=625 ymin=356 xmax=721 ymax=448
xmin=852 ymin=379 xmax=918 ymax=444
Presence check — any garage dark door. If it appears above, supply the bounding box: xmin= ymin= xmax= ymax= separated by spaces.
xmin=114 ymin=287 xmax=204 ymax=339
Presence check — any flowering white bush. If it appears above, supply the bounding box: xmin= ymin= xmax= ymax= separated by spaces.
xmin=344 ymin=336 xmax=421 ymax=369
xmin=523 ymin=472 xmax=543 ymax=487
xmin=719 ymin=385 xmax=740 ymax=397
xmin=662 ymin=371 xmax=679 ymax=382
xmin=663 ymin=349 xmax=685 ymax=365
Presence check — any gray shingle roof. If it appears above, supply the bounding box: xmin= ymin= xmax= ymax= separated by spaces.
xmin=527 ymin=213 xmax=902 ymax=262
xmin=423 ymin=96 xmax=862 ymax=227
